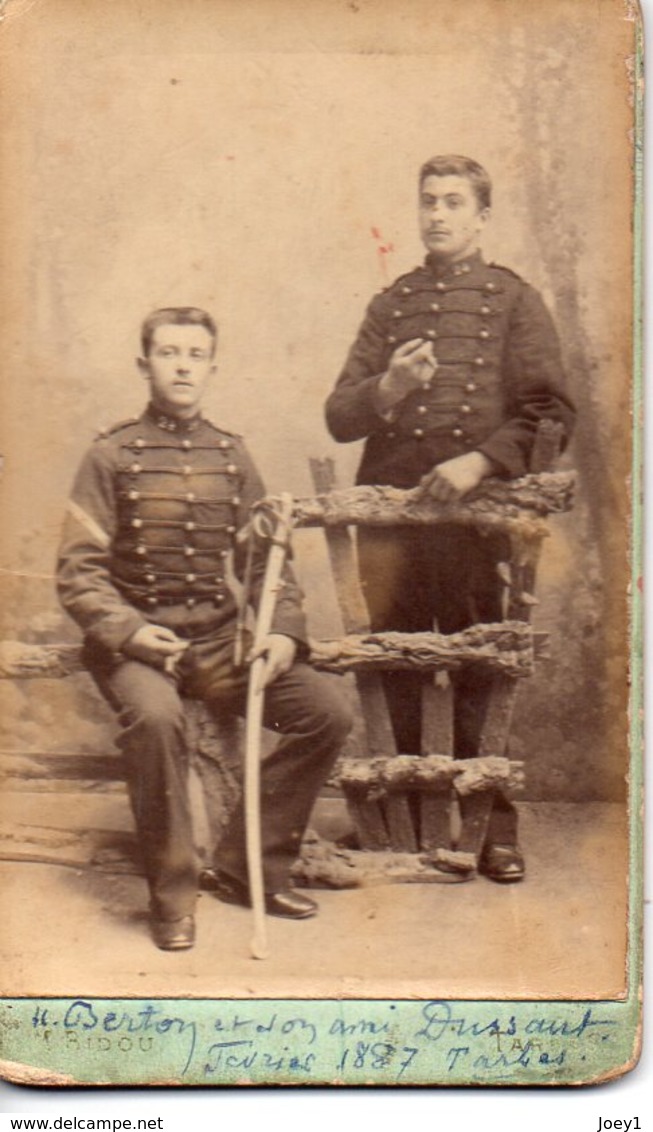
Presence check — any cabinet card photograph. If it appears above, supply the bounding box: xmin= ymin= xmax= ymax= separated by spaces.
xmin=0 ymin=0 xmax=643 ymax=1087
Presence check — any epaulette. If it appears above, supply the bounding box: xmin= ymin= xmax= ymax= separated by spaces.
xmin=384 ymin=265 xmax=425 ymax=294
xmin=203 ymin=417 xmax=242 ymax=439
xmin=488 ymin=262 xmax=525 ymax=283
xmin=94 ymin=417 xmax=140 ymax=441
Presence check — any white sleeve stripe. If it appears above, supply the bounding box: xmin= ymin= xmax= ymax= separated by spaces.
xmin=66 ymin=500 xmax=111 ymax=549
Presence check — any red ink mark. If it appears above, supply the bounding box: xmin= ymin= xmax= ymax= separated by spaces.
xmin=637 ymin=575 xmax=643 ymax=593
xmin=370 ymin=227 xmax=394 ymax=282
xmin=225 ymin=155 xmax=235 ymax=161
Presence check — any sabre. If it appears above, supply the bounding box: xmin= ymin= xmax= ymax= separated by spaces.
xmin=244 ymin=492 xmax=295 ymax=960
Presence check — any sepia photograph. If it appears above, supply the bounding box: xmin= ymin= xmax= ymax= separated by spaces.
xmin=0 ymin=0 xmax=642 ymax=1087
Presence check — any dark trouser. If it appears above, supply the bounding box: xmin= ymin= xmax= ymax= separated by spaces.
xmin=357 ymin=524 xmax=518 ymax=848
xmin=87 ymin=632 xmax=352 ymax=920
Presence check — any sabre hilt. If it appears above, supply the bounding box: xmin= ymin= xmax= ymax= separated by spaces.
xmin=234 ymin=494 xmax=295 ymax=668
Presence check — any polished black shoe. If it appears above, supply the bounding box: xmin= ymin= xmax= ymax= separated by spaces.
xmin=478 ymin=845 xmax=525 ymax=883
xmin=204 ymin=868 xmax=318 ymax=919
xmin=199 ymin=867 xmax=226 ymax=893
xmin=150 ymin=914 xmax=196 ymax=951
xmin=264 ymin=890 xmax=318 ymax=919
xmin=201 ymin=868 xmax=250 ymax=905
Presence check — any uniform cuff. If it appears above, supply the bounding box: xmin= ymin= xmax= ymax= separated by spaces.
xmin=90 ymin=610 xmax=150 ymax=654
xmin=477 ymin=439 xmax=525 ymax=480
xmin=270 ymin=608 xmax=309 ymax=649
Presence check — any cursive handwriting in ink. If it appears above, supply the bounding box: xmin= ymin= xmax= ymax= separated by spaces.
xmin=214 ymin=1012 xmax=317 ymax=1046
xmin=204 ymin=1039 xmax=315 ymax=1076
xmin=416 ymin=1001 xmax=515 ymax=1044
xmin=524 ymin=1009 xmax=618 ymax=1040
xmin=417 ymin=1001 xmax=617 ymax=1048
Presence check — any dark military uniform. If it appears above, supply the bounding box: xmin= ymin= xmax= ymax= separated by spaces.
xmin=57 ymin=403 xmax=351 ymax=920
xmin=326 ymin=250 xmax=575 ymax=845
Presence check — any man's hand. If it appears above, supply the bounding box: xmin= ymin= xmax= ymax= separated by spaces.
xmin=420 ymin=451 xmax=496 ymax=503
xmin=249 ymin=633 xmax=297 ymax=691
xmin=123 ymin=624 xmax=189 ymax=671
xmin=376 ymin=338 xmax=438 ymax=412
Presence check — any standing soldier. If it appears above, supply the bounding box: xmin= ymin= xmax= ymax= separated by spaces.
xmin=58 ymin=307 xmax=351 ymax=949
xmin=325 ymin=156 xmax=575 ymax=882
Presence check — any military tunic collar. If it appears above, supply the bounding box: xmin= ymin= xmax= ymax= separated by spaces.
xmin=145 ymin=403 xmax=203 ymax=434
xmin=424 ymin=249 xmax=484 ymax=280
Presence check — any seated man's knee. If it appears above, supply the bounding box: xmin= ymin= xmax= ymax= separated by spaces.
xmin=316 ymin=684 xmax=354 ymax=745
xmin=121 ymin=691 xmax=185 ymax=738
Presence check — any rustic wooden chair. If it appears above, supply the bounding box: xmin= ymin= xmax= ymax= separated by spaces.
xmin=292 ymin=419 xmax=573 ymax=879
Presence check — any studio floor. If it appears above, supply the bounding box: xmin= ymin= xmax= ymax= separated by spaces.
xmin=0 ymin=791 xmax=629 ymax=1003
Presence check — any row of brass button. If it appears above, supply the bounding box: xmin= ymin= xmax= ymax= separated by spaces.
xmin=127 ymin=462 xmax=239 ymax=476
xmin=129 ymin=516 xmax=239 ymax=528
xmin=128 ymin=437 xmax=234 ymax=451
xmin=388 ymin=279 xmax=495 ymax=441
xmin=399 ymin=277 xmax=498 ymax=294
xmin=142 ymin=594 xmax=226 ymax=609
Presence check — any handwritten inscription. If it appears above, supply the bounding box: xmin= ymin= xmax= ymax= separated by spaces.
xmin=205 ymin=1041 xmax=316 ymax=1076
xmin=24 ymin=999 xmax=622 ymax=1083
xmin=415 ymin=1001 xmax=618 ymax=1078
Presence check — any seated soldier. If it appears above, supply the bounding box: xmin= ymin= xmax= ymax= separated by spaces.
xmin=57 ymin=307 xmax=352 ymax=950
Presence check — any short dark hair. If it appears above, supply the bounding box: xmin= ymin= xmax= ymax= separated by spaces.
xmin=419 ymin=155 xmax=492 ymax=210
xmin=140 ymin=307 xmax=218 ymax=357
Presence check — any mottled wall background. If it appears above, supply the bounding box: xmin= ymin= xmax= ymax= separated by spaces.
xmin=0 ymin=0 xmax=636 ymax=800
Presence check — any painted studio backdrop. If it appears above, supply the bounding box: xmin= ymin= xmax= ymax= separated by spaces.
xmin=0 ymin=2 xmax=634 ymax=813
